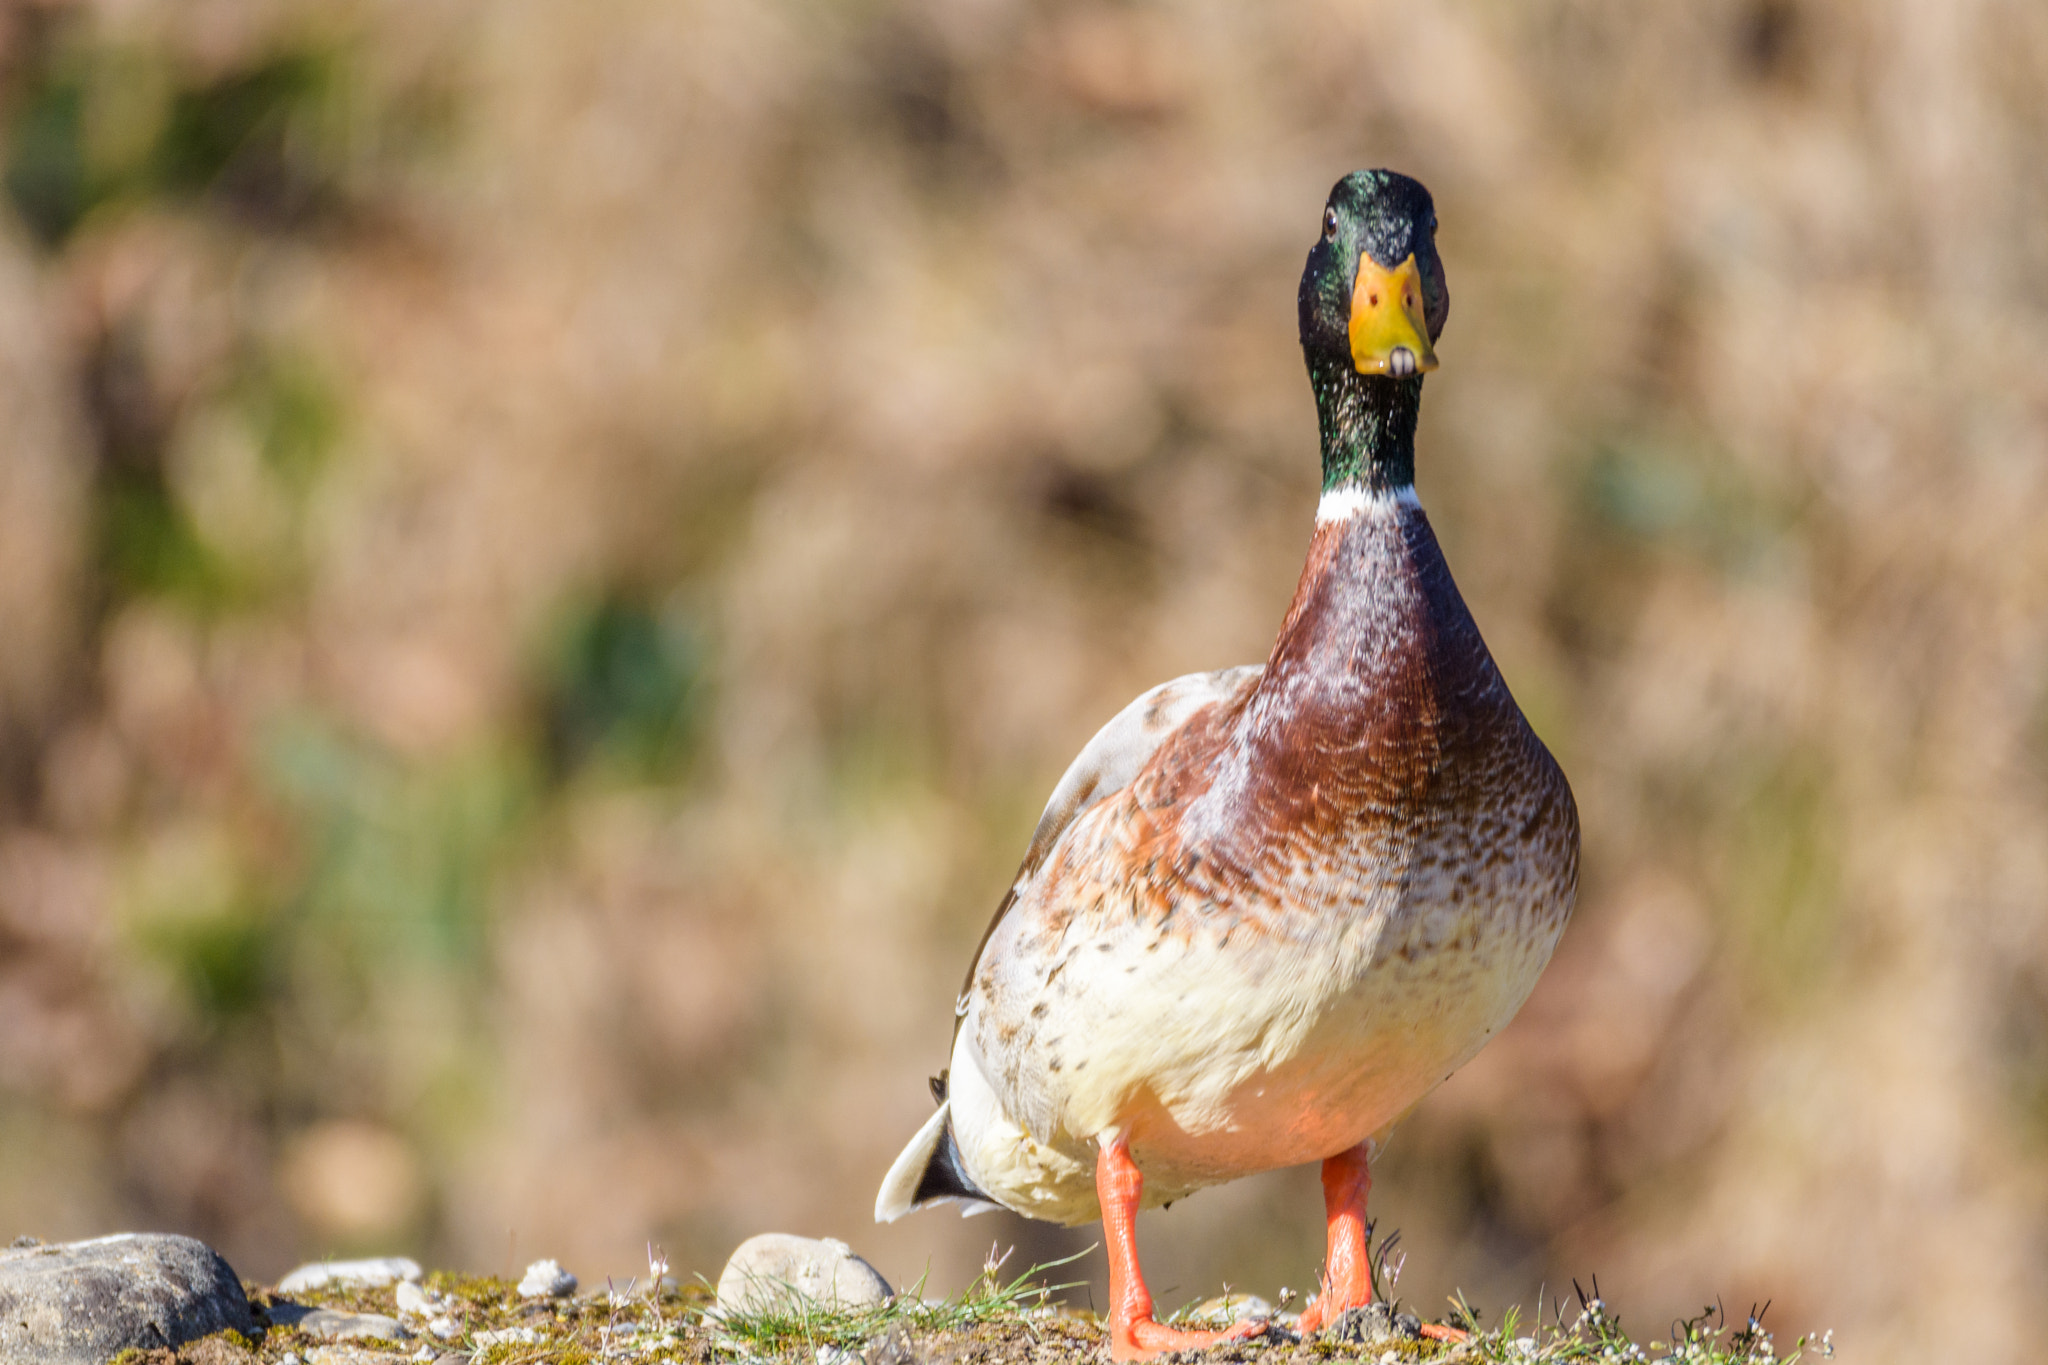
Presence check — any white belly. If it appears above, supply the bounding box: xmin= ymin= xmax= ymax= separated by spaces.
xmin=950 ymin=884 xmax=1564 ymax=1226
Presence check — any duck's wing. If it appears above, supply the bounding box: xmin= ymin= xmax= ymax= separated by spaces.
xmin=952 ymin=664 xmax=1265 ymax=1024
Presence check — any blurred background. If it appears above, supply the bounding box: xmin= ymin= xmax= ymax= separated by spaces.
xmin=0 ymin=0 xmax=2044 ymax=1358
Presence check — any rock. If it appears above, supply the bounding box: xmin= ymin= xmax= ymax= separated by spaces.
xmin=1319 ymin=1303 xmax=1423 ymax=1344
xmin=0 ymin=1231 xmax=258 ymax=1364
xmin=474 ymin=1326 xmax=540 ymax=1346
xmin=276 ymin=1257 xmax=423 ymax=1293
xmin=864 ymin=1323 xmax=917 ymax=1365
xmin=1185 ymin=1292 xmax=1275 ymax=1324
xmin=392 ymin=1280 xmax=438 ymax=1316
xmin=715 ymin=1234 xmax=892 ymax=1315
xmin=267 ymin=1301 xmax=411 ymax=1343
xmin=516 ymin=1257 xmax=577 ymax=1298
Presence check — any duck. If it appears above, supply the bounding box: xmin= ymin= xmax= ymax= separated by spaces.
xmin=875 ymin=169 xmax=1579 ymax=1360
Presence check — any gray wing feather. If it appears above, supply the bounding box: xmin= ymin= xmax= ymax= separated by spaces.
xmin=953 ymin=664 xmax=1264 ymax=1019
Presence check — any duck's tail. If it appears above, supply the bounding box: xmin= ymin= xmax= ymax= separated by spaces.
xmin=874 ymin=1096 xmax=999 ymax=1222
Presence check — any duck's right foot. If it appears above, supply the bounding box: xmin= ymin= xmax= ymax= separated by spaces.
xmin=1112 ymin=1313 xmax=1270 ymax=1361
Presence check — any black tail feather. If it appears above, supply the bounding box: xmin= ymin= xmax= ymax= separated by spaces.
xmin=913 ymin=1119 xmax=992 ymax=1207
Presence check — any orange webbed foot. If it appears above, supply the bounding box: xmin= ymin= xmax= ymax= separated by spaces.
xmin=1114 ymin=1314 xmax=1270 ymax=1360
xmin=1096 ymin=1135 xmax=1278 ymax=1361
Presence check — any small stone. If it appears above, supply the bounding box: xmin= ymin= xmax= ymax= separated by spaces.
xmin=1319 ymin=1303 xmax=1421 ymax=1345
xmin=269 ymin=1302 xmax=412 ymax=1343
xmin=516 ymin=1258 xmax=577 ymax=1298
xmin=716 ymin=1233 xmax=892 ymax=1315
xmin=865 ymin=1324 xmax=916 ymax=1365
xmin=423 ymin=1314 xmax=461 ymax=1341
xmin=277 ymin=1258 xmax=423 ymax=1294
xmin=474 ymin=1326 xmax=540 ymax=1346
xmin=305 ymin=1349 xmax=408 ymax=1365
xmin=0 ymin=1231 xmax=257 ymax=1364
xmin=393 ymin=1281 xmax=439 ymax=1317
xmin=1185 ymin=1293 xmax=1274 ymax=1324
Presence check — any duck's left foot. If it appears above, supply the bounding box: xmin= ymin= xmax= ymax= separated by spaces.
xmin=1419 ymin=1322 xmax=1470 ymax=1344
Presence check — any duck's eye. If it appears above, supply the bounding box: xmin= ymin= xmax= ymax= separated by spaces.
xmin=1322 ymin=207 xmax=1338 ymax=240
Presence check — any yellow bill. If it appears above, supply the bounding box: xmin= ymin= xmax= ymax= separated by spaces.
xmin=1348 ymin=253 xmax=1438 ymax=377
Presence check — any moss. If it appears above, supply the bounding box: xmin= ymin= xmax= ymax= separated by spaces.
xmin=232 ymin=1262 xmax=1826 ymax=1365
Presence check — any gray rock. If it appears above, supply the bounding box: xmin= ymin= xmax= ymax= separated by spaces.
xmin=276 ymin=1257 xmax=422 ymax=1293
xmin=0 ymin=1231 xmax=257 ymax=1364
xmin=392 ymin=1279 xmax=435 ymax=1316
xmin=1185 ymin=1292 xmax=1275 ymax=1324
xmin=1319 ymin=1303 xmax=1422 ymax=1344
xmin=304 ymin=1349 xmax=410 ymax=1365
xmin=515 ymin=1257 xmax=576 ymax=1299
xmin=267 ymin=1300 xmax=411 ymax=1342
xmin=715 ymin=1233 xmax=892 ymax=1315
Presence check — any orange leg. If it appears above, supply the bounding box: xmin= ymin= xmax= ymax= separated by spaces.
xmin=1294 ymin=1144 xmax=1469 ymax=1343
xmin=1296 ymin=1142 xmax=1374 ymax=1334
xmin=1097 ymin=1134 xmax=1268 ymax=1360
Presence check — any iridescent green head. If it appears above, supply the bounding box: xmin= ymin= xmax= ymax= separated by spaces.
xmin=1298 ymin=170 xmax=1450 ymax=493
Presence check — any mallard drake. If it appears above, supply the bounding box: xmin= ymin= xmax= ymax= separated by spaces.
xmin=876 ymin=170 xmax=1579 ymax=1359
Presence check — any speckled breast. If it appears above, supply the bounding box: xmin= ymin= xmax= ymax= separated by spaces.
xmin=961 ymin=497 xmax=1578 ymax=1212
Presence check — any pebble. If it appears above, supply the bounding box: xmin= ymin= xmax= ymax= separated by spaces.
xmin=517 ymin=1257 xmax=577 ymax=1299
xmin=716 ymin=1233 xmax=892 ymax=1315
xmin=268 ymin=1301 xmax=412 ymax=1343
xmin=278 ymin=1258 xmax=424 ymax=1293
xmin=393 ymin=1280 xmax=437 ymax=1316
xmin=388 ymin=1281 xmax=462 ymax=1341
xmin=1319 ymin=1303 xmax=1423 ymax=1345
xmin=0 ymin=1231 xmax=257 ymax=1364
xmin=1185 ymin=1292 xmax=1275 ymax=1324
xmin=474 ymin=1326 xmax=540 ymax=1346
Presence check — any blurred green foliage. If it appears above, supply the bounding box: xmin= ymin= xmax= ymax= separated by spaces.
xmin=4 ymin=41 xmax=346 ymax=244
xmin=1723 ymin=754 xmax=1841 ymax=1010
xmin=538 ymin=596 xmax=709 ymax=784
xmin=1579 ymin=434 xmax=1795 ymax=579
xmin=97 ymin=467 xmax=235 ymax=607
xmin=261 ymin=718 xmax=535 ymax=983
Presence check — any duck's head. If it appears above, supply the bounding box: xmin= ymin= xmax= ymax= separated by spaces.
xmin=1299 ymin=169 xmax=1447 ymax=377
xmin=1298 ymin=170 xmax=1448 ymax=494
